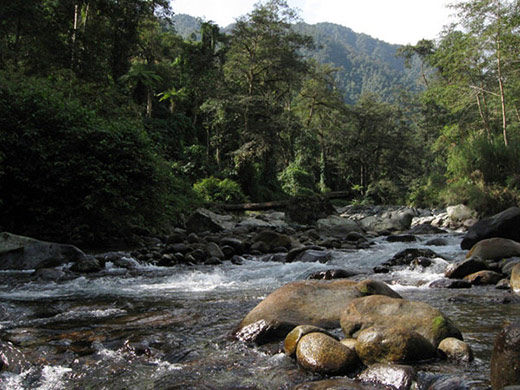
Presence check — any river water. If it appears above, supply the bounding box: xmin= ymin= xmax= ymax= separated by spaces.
xmin=1 ymin=233 xmax=518 ymax=389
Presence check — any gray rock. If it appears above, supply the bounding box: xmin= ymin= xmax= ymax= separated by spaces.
xmin=407 ymin=224 xmax=447 ymax=235
xmin=294 ymin=249 xmax=332 ymax=263
xmin=0 ymin=232 xmax=87 ymax=270
xmin=429 ymin=279 xmax=472 ymax=289
xmin=358 ymin=364 xmax=417 ymax=390
xmin=0 ymin=341 xmax=29 ymax=373
xmin=185 ymin=208 xmax=235 ymax=233
xmin=70 ymin=255 xmax=102 ymax=273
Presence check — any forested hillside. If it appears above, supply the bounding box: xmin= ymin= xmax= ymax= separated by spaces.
xmin=1 ymin=0 xmax=519 ymax=245
xmin=173 ymin=14 xmax=422 ymax=103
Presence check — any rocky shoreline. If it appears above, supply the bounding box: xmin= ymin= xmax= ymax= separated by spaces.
xmin=3 ymin=203 xmax=520 ymax=389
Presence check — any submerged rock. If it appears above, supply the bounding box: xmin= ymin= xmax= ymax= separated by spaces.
xmin=234 ymin=279 xmax=401 ymax=344
xmin=341 ymin=295 xmax=462 ymax=347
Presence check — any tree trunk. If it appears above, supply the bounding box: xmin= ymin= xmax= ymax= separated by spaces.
xmin=496 ymin=1 xmax=508 ymax=146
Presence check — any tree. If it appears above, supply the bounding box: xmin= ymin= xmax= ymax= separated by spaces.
xmin=223 ymin=0 xmax=312 ymax=198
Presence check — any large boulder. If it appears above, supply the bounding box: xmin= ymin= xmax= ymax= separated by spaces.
xmin=234 ymin=280 xmax=401 ymax=344
xmin=185 ymin=208 xmax=235 ymax=233
xmin=316 ymin=216 xmax=362 ymax=237
xmin=461 ymin=207 xmax=520 ymax=250
xmin=251 ymin=230 xmax=292 ymax=252
xmin=340 ymin=295 xmax=462 ymax=347
xmin=0 ymin=232 xmax=88 ymax=270
xmin=360 ymin=208 xmax=415 ymax=234
xmin=466 ymin=237 xmax=520 ymax=261
xmin=296 ymin=332 xmax=359 ymax=375
xmin=447 ymin=204 xmax=477 ymax=223
xmin=355 ymin=326 xmax=436 ymax=365
xmin=490 ymin=322 xmax=520 ymax=390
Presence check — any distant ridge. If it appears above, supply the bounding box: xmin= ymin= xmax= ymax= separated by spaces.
xmin=172 ymin=14 xmax=422 ymax=103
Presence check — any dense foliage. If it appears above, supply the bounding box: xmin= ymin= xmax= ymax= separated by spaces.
xmin=1 ymin=0 xmax=519 ymax=244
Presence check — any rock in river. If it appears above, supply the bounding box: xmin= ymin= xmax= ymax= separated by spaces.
xmin=296 ymin=332 xmax=359 ymax=375
xmin=0 ymin=232 xmax=88 ymax=270
xmin=340 ymin=295 xmax=462 ymax=347
xmin=234 ymin=279 xmax=401 ymax=344
xmin=491 ymin=322 xmax=520 ymax=390
xmin=461 ymin=206 xmax=520 ymax=250
xmin=355 ymin=326 xmax=436 ymax=365
xmin=358 ymin=363 xmax=418 ymax=390
xmin=466 ymin=237 xmax=520 ymax=261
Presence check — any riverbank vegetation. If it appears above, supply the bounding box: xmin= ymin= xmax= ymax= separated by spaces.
xmin=0 ymin=0 xmax=519 ymax=244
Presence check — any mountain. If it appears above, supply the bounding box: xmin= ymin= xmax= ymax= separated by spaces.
xmin=172 ymin=14 xmax=422 ymax=103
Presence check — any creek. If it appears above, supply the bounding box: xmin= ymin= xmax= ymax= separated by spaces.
xmin=1 ymin=232 xmax=518 ymax=389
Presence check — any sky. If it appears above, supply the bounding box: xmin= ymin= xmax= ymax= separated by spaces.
xmin=170 ymin=0 xmax=458 ymax=45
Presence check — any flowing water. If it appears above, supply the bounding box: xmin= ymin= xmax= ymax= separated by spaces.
xmin=0 ymin=233 xmax=518 ymax=389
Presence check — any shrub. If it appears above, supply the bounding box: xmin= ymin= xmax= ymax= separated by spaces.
xmin=0 ymin=74 xmax=196 ymax=244
xmin=193 ymin=177 xmax=247 ymax=204
xmin=365 ymin=179 xmax=402 ymax=205
xmin=278 ymin=162 xmax=316 ymax=197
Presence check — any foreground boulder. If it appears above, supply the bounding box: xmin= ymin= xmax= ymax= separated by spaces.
xmin=234 ymin=280 xmax=401 ymax=344
xmin=0 ymin=232 xmax=88 ymax=270
xmin=340 ymin=295 xmax=462 ymax=347
xmin=355 ymin=326 xmax=436 ymax=365
xmin=490 ymin=322 xmax=520 ymax=390
xmin=461 ymin=207 xmax=520 ymax=250
xmin=296 ymin=332 xmax=359 ymax=375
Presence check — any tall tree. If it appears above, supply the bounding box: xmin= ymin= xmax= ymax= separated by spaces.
xmin=223 ymin=0 xmax=312 ymax=197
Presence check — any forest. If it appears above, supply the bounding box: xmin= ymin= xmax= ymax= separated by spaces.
xmin=0 ymin=0 xmax=519 ymax=245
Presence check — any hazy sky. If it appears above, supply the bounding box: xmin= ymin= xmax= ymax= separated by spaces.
xmin=171 ymin=0 xmax=458 ymax=45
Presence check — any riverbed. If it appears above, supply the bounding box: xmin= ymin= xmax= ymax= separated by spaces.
xmin=1 ymin=233 xmax=518 ymax=389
